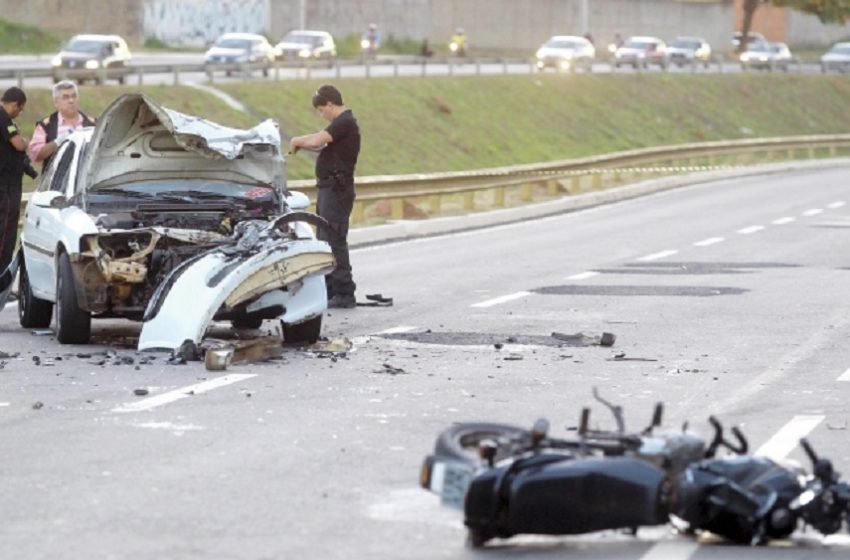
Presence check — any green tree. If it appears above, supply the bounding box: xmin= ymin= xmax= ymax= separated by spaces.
xmin=739 ymin=0 xmax=850 ymax=52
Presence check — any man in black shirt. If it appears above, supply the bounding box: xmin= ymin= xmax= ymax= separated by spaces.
xmin=290 ymin=84 xmax=360 ymax=309
xmin=0 ymin=87 xmax=29 ymax=272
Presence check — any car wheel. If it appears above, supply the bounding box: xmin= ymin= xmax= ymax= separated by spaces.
xmin=18 ymin=259 xmax=53 ymax=328
xmin=232 ymin=315 xmax=264 ymax=330
xmin=55 ymin=252 xmax=91 ymax=344
xmin=282 ymin=315 xmax=322 ymax=344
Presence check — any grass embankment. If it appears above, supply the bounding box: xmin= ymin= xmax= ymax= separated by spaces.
xmin=0 ymin=18 xmax=65 ymax=54
xmin=16 ymin=74 xmax=850 ymax=188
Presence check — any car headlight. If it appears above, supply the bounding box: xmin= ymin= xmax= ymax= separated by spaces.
xmin=450 ymin=42 xmax=458 ymax=52
xmin=360 ymin=39 xmax=370 ymax=49
xmin=85 ymin=60 xmax=100 ymax=69
xmin=298 ymin=48 xmax=311 ymax=58
xmin=559 ymin=60 xmax=571 ymax=70
xmin=536 ymin=60 xmax=544 ymax=68
xmin=51 ymin=55 xmax=62 ymax=67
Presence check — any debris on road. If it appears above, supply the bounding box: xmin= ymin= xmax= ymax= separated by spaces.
xmin=374 ymin=363 xmax=408 ymax=375
xmin=204 ymin=336 xmax=284 ymax=371
xmin=308 ymin=337 xmax=353 ymax=358
xmin=0 ymin=350 xmax=19 ymax=359
xmin=134 ymin=388 xmax=150 ymax=396
xmin=607 ymin=352 xmax=658 ymax=362
xmin=31 ymin=329 xmax=53 ymax=336
xmin=32 ymin=401 xmax=44 ymax=410
xmin=551 ymin=331 xmax=616 ymax=347
xmin=357 ymin=293 xmax=394 ymax=307
xmin=503 ymin=353 xmax=524 ymax=361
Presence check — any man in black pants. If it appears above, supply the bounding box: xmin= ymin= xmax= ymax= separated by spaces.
xmin=290 ymin=84 xmax=360 ymax=309
xmin=0 ymin=87 xmax=29 ymax=273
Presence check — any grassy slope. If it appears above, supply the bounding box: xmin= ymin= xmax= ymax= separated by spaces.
xmin=15 ymin=74 xmax=850 ymax=187
xmin=0 ymin=18 xmax=65 ymax=53
xmin=220 ymin=73 xmax=850 ymax=180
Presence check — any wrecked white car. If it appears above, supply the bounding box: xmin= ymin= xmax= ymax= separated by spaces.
xmin=14 ymin=93 xmax=334 ymax=351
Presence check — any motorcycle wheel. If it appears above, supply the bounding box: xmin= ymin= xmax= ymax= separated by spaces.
xmin=434 ymin=422 xmax=530 ymax=465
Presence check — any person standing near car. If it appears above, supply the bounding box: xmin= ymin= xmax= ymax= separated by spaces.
xmin=0 ymin=87 xmax=29 ymax=272
xmin=28 ymin=80 xmax=95 ymax=170
xmin=290 ymin=84 xmax=360 ymax=309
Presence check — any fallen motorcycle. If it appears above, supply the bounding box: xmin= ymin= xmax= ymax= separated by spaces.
xmin=420 ymin=391 xmax=850 ymax=547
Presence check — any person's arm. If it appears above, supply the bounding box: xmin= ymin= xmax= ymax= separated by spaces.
xmin=2 ymin=120 xmax=27 ymax=152
xmin=10 ymin=133 xmax=27 ymax=152
xmin=28 ymin=123 xmax=48 ymax=161
xmin=289 ymin=129 xmax=333 ymax=154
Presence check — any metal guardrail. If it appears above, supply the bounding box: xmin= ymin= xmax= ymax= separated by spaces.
xmin=20 ymin=134 xmax=850 ymax=226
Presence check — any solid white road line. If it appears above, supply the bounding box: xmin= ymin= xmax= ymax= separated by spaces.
xmin=838 ymin=368 xmax=850 ymax=382
xmin=636 ymin=250 xmax=678 ymax=262
xmin=755 ymin=415 xmax=825 ymax=462
xmin=639 ymin=541 xmax=700 ymax=560
xmin=827 ymin=201 xmax=845 ymax=209
xmin=376 ymin=326 xmax=419 ymax=335
xmin=567 ymin=271 xmax=599 ymax=280
xmin=737 ymin=225 xmax=764 ymax=234
xmin=0 ymin=402 xmax=9 ymax=407
xmin=471 ymin=291 xmax=532 ymax=308
xmin=772 ymin=217 xmax=795 ymax=225
xmin=693 ymin=237 xmax=724 ymax=247
xmin=802 ymin=208 xmax=823 ymax=216
xmin=112 ymin=374 xmax=257 ymax=413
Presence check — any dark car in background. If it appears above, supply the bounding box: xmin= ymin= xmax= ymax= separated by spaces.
xmin=204 ymin=33 xmax=276 ymax=76
xmin=51 ymin=34 xmax=132 ymax=84
xmin=667 ymin=37 xmax=711 ymax=67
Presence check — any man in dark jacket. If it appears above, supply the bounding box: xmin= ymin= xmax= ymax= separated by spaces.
xmin=290 ymin=84 xmax=360 ymax=309
xmin=28 ymin=80 xmax=95 ymax=170
xmin=0 ymin=87 xmax=29 ymax=272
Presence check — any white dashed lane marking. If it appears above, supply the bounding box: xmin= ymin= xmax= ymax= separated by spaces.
xmin=737 ymin=225 xmax=764 ymax=234
xmin=566 ymin=271 xmax=599 ymax=280
xmin=755 ymin=415 xmax=825 ymax=462
xmin=112 ymin=374 xmax=257 ymax=413
xmin=376 ymin=326 xmax=419 ymax=335
xmin=802 ymin=208 xmax=823 ymax=216
xmin=693 ymin=237 xmax=724 ymax=247
xmin=772 ymin=217 xmax=795 ymax=225
xmin=639 ymin=542 xmax=700 ymax=560
xmin=471 ymin=291 xmax=531 ymax=308
xmin=827 ymin=201 xmax=845 ymax=209
xmin=838 ymin=368 xmax=850 ymax=382
xmin=636 ymin=250 xmax=678 ymax=262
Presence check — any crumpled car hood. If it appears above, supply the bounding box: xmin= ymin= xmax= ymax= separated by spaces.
xmin=82 ymin=93 xmax=284 ymax=194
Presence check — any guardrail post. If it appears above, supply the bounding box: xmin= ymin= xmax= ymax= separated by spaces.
xmin=428 ymin=194 xmax=441 ymax=215
xmin=475 ymin=59 xmax=481 ymax=75
xmin=274 ymin=62 xmax=280 ymax=81
xmin=98 ymin=67 xmax=107 ymax=84
xmin=15 ymin=71 xmax=23 ymax=88
xmin=592 ymin=173 xmax=603 ymax=190
xmin=365 ymin=59 xmax=371 ymax=78
xmin=391 ymin=198 xmax=404 ymax=220
xmin=520 ymin=183 xmax=533 ymax=202
xmin=569 ymin=176 xmax=581 ymax=194
xmin=494 ymin=186 xmax=506 ymax=207
xmin=463 ymin=191 xmax=475 ymax=211
xmin=306 ymin=62 xmax=312 ymax=80
xmin=173 ymin=66 xmax=180 ymax=86
xmin=449 ymin=58 xmax=454 ymax=76
xmin=352 ymin=200 xmax=365 ymax=224
xmin=547 ymin=179 xmax=559 ymax=196
xmin=138 ymin=66 xmax=145 ymax=85
xmin=393 ymin=61 xmax=399 ymax=77
xmin=502 ymin=59 xmax=508 ymax=74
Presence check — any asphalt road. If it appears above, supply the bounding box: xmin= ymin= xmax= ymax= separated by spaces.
xmin=2 ymin=163 xmax=850 ymax=559
xmin=0 ymin=52 xmax=829 ymax=89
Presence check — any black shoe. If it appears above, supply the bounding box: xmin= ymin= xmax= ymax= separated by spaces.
xmin=328 ymin=294 xmax=356 ymax=309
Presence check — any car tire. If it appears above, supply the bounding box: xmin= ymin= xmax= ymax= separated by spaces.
xmin=282 ymin=315 xmax=322 ymax=344
xmin=55 ymin=252 xmax=91 ymax=344
xmin=18 ymin=259 xmax=53 ymax=328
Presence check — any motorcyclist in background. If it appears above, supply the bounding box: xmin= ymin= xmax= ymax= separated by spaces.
xmin=361 ymin=23 xmax=381 ymax=59
xmin=450 ymin=27 xmax=467 ymax=57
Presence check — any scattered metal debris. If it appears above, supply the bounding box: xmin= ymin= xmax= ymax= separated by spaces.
xmin=827 ymin=421 xmax=848 ymax=431
xmin=607 ymin=352 xmax=658 ymax=362
xmin=31 ymin=329 xmax=53 ymax=336
xmin=0 ymin=350 xmax=19 ymax=359
xmin=308 ymin=337 xmax=353 ymax=357
xmin=503 ymin=353 xmax=524 ymax=361
xmin=134 ymin=388 xmax=150 ymax=396
xmin=551 ymin=331 xmax=616 ymax=347
xmin=374 ymin=363 xmax=408 ymax=375
xmin=204 ymin=336 xmax=284 ymax=371
xmin=357 ymin=293 xmax=394 ymax=307
xmin=32 ymin=401 xmax=44 ymax=410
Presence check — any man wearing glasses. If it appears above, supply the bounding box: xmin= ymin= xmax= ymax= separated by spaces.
xmin=290 ymin=84 xmax=360 ymax=309
xmin=28 ymin=80 xmax=96 ymax=170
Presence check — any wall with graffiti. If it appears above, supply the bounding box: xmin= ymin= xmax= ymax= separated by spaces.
xmin=143 ymin=0 xmax=270 ymax=46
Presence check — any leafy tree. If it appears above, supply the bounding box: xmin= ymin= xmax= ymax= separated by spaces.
xmin=739 ymin=0 xmax=850 ymax=52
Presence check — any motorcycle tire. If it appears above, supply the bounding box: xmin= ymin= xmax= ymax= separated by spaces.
xmin=434 ymin=422 xmax=530 ymax=466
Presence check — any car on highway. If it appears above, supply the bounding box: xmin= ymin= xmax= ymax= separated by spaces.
xmin=274 ymin=30 xmax=337 ymax=63
xmin=51 ymin=34 xmax=132 ymax=85
xmin=204 ymin=33 xmax=276 ymax=76
xmin=534 ymin=35 xmax=595 ymax=72
xmin=740 ymin=41 xmax=793 ymax=71
xmin=614 ymin=36 xmax=668 ymax=69
xmin=667 ymin=36 xmax=711 ymax=67
xmin=820 ymin=42 xmax=850 ymax=73
xmin=16 ymin=93 xmax=334 ymax=351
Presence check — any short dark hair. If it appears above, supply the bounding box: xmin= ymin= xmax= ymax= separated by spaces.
xmin=1 ymin=87 xmax=27 ymax=105
xmin=312 ymin=84 xmax=343 ymax=108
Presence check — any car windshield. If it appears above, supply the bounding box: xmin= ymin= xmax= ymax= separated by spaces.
xmin=64 ymin=39 xmax=108 ymax=53
xmin=624 ymin=40 xmax=653 ymax=49
xmin=672 ymin=39 xmax=701 ymax=49
xmin=747 ymin=42 xmax=771 ymax=52
xmin=828 ymin=45 xmax=850 ymax=55
xmin=545 ymin=39 xmax=582 ymax=49
xmin=283 ymin=33 xmax=322 ymax=46
xmin=216 ymin=38 xmax=251 ymax=49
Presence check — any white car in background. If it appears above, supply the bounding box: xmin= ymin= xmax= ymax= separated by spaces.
xmin=275 ymin=30 xmax=337 ymax=63
xmin=51 ymin=34 xmax=132 ymax=84
xmin=13 ymin=93 xmax=333 ymax=351
xmin=740 ymin=41 xmax=793 ymax=71
xmin=821 ymin=42 xmax=850 ymax=73
xmin=535 ymin=35 xmax=595 ymax=72
xmin=204 ymin=32 xmax=277 ymax=76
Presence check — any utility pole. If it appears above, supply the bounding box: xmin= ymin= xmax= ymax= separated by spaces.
xmin=300 ymin=0 xmax=306 ymax=30
xmin=581 ymin=0 xmax=589 ymax=34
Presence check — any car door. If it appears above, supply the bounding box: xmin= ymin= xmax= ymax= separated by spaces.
xmin=21 ymin=140 xmax=78 ymax=299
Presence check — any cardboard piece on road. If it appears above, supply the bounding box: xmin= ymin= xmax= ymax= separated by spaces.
xmin=551 ymin=331 xmax=616 ymax=347
xmin=205 ymin=336 xmax=283 ymax=371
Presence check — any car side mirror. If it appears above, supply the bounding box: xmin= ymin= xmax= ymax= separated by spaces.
xmin=285 ymin=191 xmax=310 ymax=210
xmin=30 ymin=191 xmax=71 ymax=209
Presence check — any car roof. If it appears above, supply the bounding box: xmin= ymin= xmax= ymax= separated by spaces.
xmin=628 ymin=36 xmax=662 ymax=42
xmin=70 ymin=34 xmax=126 ymax=43
xmin=284 ymin=30 xmax=331 ymax=37
xmin=547 ymin=35 xmax=586 ymax=41
xmin=218 ymin=32 xmax=267 ymax=41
